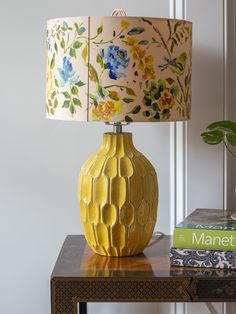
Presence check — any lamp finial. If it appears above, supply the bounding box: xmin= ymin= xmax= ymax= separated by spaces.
xmin=111 ymin=8 xmax=127 ymax=16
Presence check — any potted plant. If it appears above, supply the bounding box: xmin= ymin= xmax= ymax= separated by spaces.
xmin=201 ymin=120 xmax=236 ymax=219
xmin=201 ymin=120 xmax=236 ymax=160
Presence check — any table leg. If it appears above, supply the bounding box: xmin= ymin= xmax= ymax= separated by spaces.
xmin=51 ymin=279 xmax=81 ymax=314
xmin=79 ymin=302 xmax=87 ymax=314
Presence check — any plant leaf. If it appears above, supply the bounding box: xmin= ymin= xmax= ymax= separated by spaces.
xmin=226 ymin=133 xmax=236 ymax=146
xmin=207 ymin=120 xmax=236 ymax=134
xmin=201 ymin=130 xmax=224 ymax=145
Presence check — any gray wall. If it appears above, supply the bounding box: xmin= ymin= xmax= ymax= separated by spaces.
xmin=0 ymin=0 xmax=235 ymax=314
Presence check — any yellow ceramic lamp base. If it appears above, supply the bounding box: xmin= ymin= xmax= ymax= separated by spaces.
xmin=78 ymin=132 xmax=158 ymax=257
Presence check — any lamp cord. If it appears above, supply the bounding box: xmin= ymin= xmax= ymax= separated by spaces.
xmin=147 ymin=231 xmax=165 ymax=247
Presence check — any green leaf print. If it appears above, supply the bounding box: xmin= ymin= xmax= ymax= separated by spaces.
xmin=63 ymin=92 xmax=70 ymax=99
xmin=128 ymin=27 xmax=145 ymax=36
xmin=62 ymin=100 xmax=70 ymax=108
xmin=71 ymin=86 xmax=78 ymax=95
xmin=73 ymin=98 xmax=82 ymax=107
xmin=50 ymin=53 xmax=55 ymax=69
xmin=97 ymin=25 xmax=103 ymax=35
xmin=123 ymin=98 xmax=134 ymax=103
xmin=73 ymin=41 xmax=82 ymax=49
xmin=69 ymin=48 xmax=76 ymax=57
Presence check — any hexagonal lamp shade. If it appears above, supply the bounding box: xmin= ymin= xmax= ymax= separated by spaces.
xmin=46 ymin=13 xmax=192 ymax=257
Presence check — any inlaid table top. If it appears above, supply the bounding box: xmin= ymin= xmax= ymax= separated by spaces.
xmin=51 ymin=235 xmax=236 ymax=313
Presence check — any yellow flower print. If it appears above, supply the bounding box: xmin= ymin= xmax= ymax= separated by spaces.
xmin=46 ymin=60 xmax=52 ymax=81
xmin=144 ymin=55 xmax=154 ymax=64
xmin=130 ymin=46 xmax=156 ymax=80
xmin=121 ymin=20 xmax=129 ymax=30
xmin=92 ymin=99 xmax=122 ymax=121
xmin=126 ymin=36 xmax=137 ymax=46
xmin=131 ymin=45 xmax=146 ymax=59
xmin=142 ymin=55 xmax=155 ymax=79
xmin=46 ymin=61 xmax=53 ymax=96
xmin=142 ymin=64 xmax=156 ymax=80
xmin=46 ymin=60 xmax=54 ymax=113
xmin=158 ymin=90 xmax=175 ymax=110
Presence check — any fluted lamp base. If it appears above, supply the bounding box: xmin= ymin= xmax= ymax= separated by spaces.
xmin=78 ymin=132 xmax=158 ymax=257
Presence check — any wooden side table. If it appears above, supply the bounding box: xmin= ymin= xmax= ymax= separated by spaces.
xmin=51 ymin=235 xmax=236 ymax=314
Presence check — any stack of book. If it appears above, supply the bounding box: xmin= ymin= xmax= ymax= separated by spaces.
xmin=170 ymin=208 xmax=236 ymax=269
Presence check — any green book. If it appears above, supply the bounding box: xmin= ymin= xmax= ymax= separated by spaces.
xmin=173 ymin=208 xmax=236 ymax=250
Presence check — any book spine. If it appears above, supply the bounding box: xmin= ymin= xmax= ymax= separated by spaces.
xmin=170 ymin=247 xmax=235 ymax=269
xmin=173 ymin=228 xmax=236 ymax=250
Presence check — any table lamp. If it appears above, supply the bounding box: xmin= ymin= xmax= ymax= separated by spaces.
xmin=46 ymin=9 xmax=192 ymax=257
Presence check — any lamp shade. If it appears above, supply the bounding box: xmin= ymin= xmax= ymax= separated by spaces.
xmin=46 ymin=16 xmax=192 ymax=122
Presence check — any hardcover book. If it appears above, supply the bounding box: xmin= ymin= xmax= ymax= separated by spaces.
xmin=170 ymin=247 xmax=236 ymax=269
xmin=173 ymin=209 xmax=236 ymax=250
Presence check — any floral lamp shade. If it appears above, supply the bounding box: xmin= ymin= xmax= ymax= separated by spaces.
xmin=46 ymin=16 xmax=192 ymax=122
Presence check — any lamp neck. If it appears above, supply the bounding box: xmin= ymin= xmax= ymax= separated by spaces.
xmin=113 ymin=123 xmax=123 ymax=134
xmin=105 ymin=122 xmax=130 ymax=134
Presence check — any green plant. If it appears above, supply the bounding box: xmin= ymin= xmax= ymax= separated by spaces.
xmin=201 ymin=120 xmax=236 ymax=160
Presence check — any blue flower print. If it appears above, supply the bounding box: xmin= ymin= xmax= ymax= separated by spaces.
xmin=101 ymin=45 xmax=130 ymax=80
xmin=57 ymin=56 xmax=78 ymax=86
